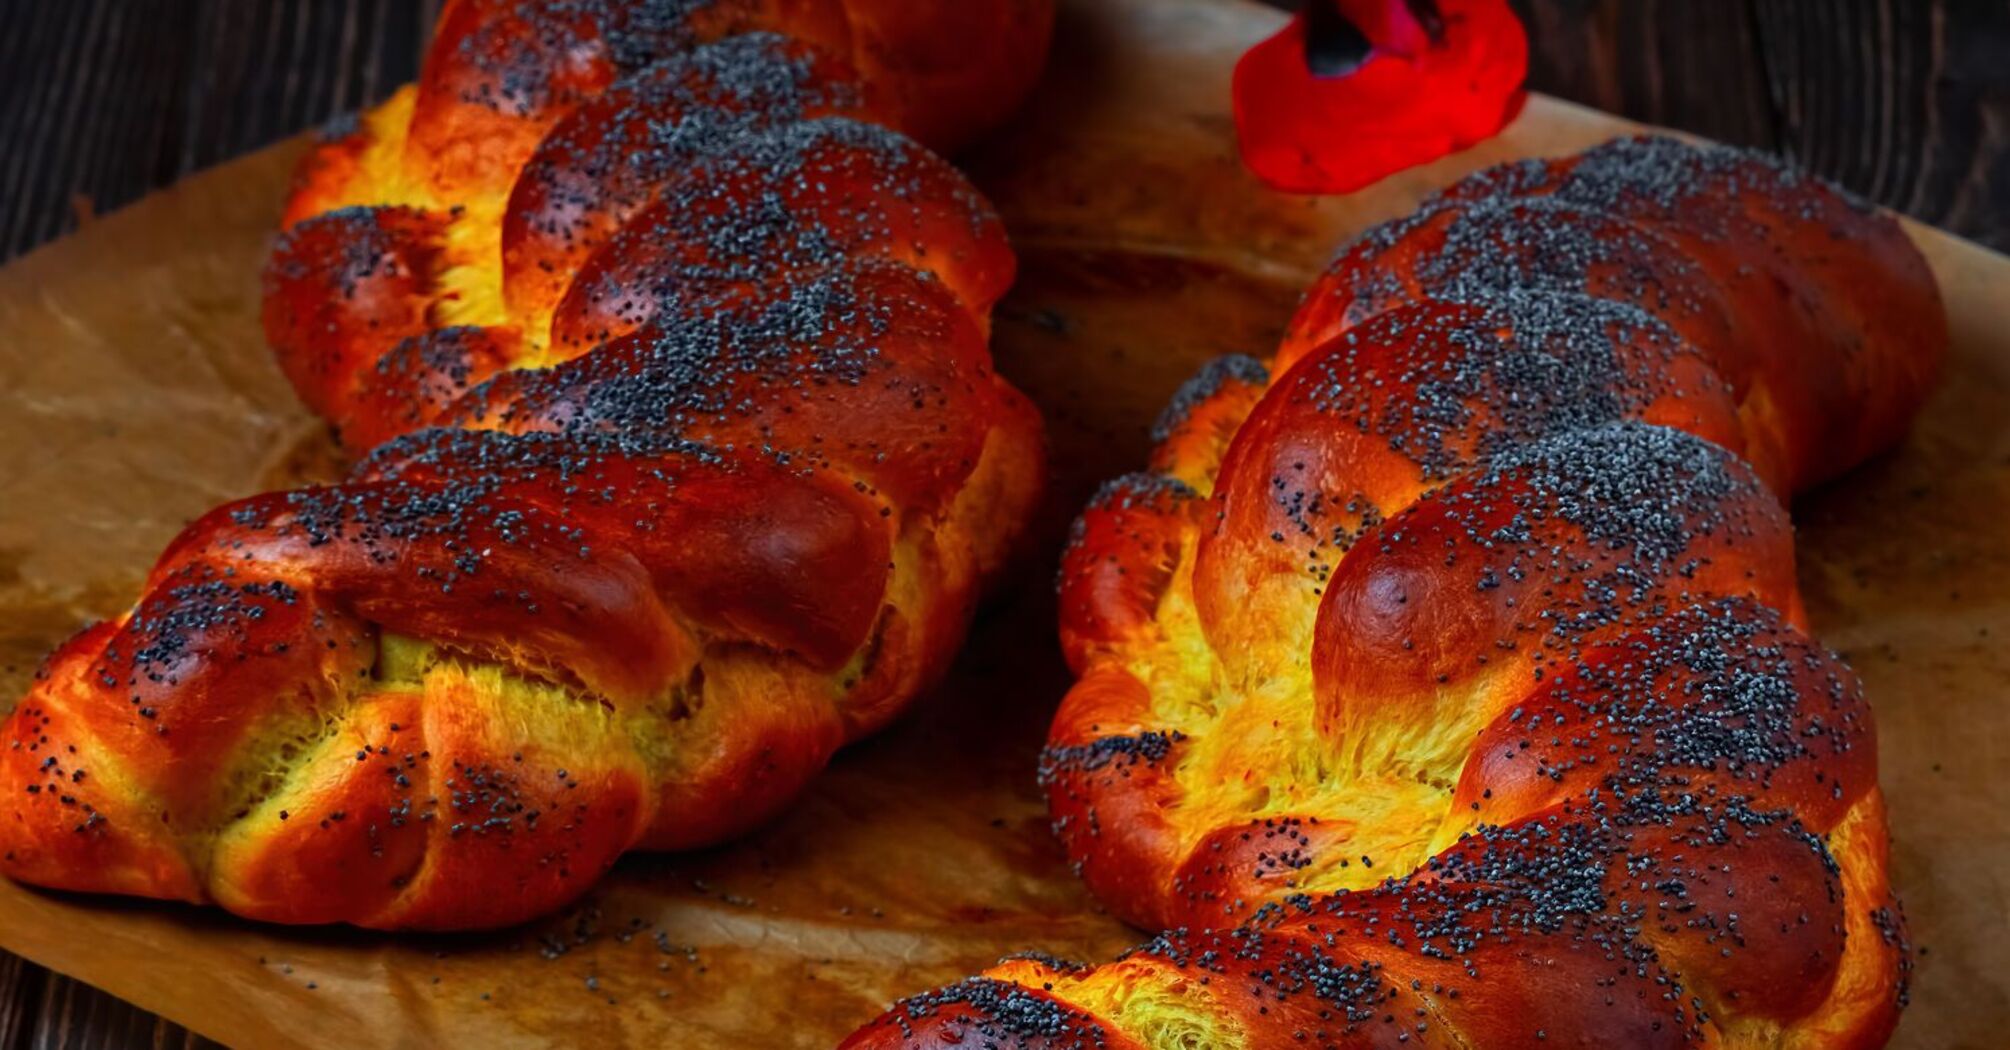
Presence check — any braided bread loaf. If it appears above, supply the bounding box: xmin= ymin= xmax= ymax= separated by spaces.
xmin=843 ymin=137 xmax=1943 ymax=1048
xmin=0 ymin=0 xmax=1050 ymax=929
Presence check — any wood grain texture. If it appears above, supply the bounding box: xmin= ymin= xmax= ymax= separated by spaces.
xmin=0 ymin=0 xmax=2002 ymax=1046
xmin=2 ymin=1 xmax=2004 ymax=254
xmin=1511 ymin=0 xmax=1780 ymax=148
xmin=1506 ymin=0 xmax=2010 ymax=247
xmin=0 ymin=949 xmax=218 ymax=1050
xmin=0 ymin=0 xmax=436 ymax=257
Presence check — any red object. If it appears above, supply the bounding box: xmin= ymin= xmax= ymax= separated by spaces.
xmin=1234 ymin=0 xmax=1529 ymax=194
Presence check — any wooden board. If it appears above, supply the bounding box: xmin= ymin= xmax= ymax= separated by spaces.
xmin=0 ymin=0 xmax=2004 ymax=1045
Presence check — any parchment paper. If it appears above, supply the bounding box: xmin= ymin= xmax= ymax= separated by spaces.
xmin=0 ymin=0 xmax=2004 ymax=1046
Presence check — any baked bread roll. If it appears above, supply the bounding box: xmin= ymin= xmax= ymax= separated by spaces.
xmin=844 ymin=137 xmax=1943 ymax=1048
xmin=0 ymin=0 xmax=1051 ymax=930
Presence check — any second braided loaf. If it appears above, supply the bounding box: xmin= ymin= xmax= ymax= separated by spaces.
xmin=844 ymin=135 xmax=1943 ymax=1049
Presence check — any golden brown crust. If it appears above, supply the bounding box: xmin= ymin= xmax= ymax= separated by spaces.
xmin=0 ymin=0 xmax=1051 ymax=930
xmin=846 ymin=136 xmax=1938 ymax=1049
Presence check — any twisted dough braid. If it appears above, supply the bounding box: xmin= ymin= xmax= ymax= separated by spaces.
xmin=843 ymin=137 xmax=1943 ymax=1048
xmin=0 ymin=0 xmax=1051 ymax=929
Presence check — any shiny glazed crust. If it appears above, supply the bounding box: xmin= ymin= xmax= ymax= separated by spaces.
xmin=0 ymin=0 xmax=1052 ymax=930
xmin=843 ymin=137 xmax=1944 ymax=1048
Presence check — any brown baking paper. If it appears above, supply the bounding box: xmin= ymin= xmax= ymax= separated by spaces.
xmin=0 ymin=0 xmax=2004 ymax=1045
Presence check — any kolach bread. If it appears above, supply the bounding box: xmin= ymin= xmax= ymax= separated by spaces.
xmin=0 ymin=0 xmax=1051 ymax=930
xmin=843 ymin=137 xmax=1943 ymax=1049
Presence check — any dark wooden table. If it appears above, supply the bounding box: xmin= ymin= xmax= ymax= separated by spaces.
xmin=1 ymin=0 xmax=2006 ymax=1045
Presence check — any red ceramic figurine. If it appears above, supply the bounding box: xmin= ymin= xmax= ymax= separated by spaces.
xmin=1235 ymin=0 xmax=1528 ymax=193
